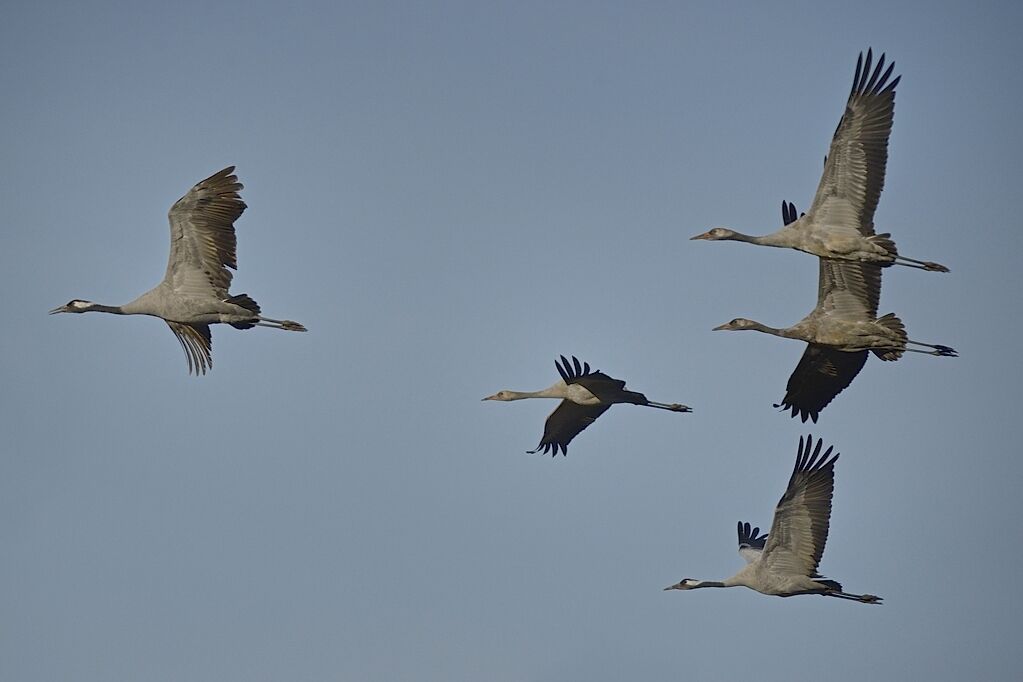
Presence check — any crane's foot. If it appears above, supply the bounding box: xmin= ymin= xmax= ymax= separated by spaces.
xmin=669 ymin=404 xmax=693 ymax=412
xmin=281 ymin=320 xmax=307 ymax=332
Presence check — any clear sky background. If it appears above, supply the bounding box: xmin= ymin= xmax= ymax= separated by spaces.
xmin=2 ymin=1 xmax=1020 ymax=680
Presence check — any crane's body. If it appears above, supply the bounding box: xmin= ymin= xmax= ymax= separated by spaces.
xmin=692 ymin=49 xmax=948 ymax=273
xmin=665 ymin=436 xmax=881 ymax=603
xmin=51 ymin=167 xmax=305 ymax=374
xmin=484 ymin=355 xmax=691 ymax=456
xmin=721 ymin=310 xmax=910 ymax=358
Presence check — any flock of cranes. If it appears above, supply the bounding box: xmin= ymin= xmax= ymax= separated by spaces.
xmin=51 ymin=49 xmax=952 ymax=605
xmin=695 ymin=49 xmax=955 ymax=423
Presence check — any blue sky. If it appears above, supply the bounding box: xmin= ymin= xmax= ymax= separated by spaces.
xmin=2 ymin=1 xmax=1021 ymax=680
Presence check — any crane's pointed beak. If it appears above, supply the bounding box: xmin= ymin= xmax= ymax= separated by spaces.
xmin=690 ymin=231 xmax=712 ymax=240
xmin=49 ymin=305 xmax=68 ymax=315
xmin=711 ymin=323 xmax=729 ymax=331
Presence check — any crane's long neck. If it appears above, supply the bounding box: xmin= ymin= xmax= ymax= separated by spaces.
xmin=720 ymin=229 xmax=797 ymax=248
xmin=503 ymin=385 xmax=568 ymax=400
xmin=87 ymin=303 xmax=129 ymax=315
xmin=746 ymin=320 xmax=804 ymax=341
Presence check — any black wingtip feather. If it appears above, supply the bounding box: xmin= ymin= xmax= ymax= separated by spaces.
xmin=556 ymin=357 xmax=571 ymax=383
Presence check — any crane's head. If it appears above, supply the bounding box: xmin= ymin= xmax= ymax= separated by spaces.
xmin=663 ymin=578 xmax=698 ymax=591
xmin=712 ymin=318 xmax=757 ymax=331
xmin=49 ymin=299 xmax=96 ymax=314
xmin=690 ymin=227 xmax=737 ymax=241
xmin=482 ymin=391 xmax=516 ymax=401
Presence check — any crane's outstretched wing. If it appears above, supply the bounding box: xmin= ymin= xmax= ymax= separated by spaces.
xmin=165 ymin=321 xmax=212 ymax=375
xmin=555 ymin=354 xmax=637 ymax=404
xmin=776 ymin=345 xmax=868 ymax=423
xmin=760 ymin=436 xmax=837 ymax=577
xmin=737 ymin=521 xmax=768 ymax=564
xmin=807 ymin=49 xmax=899 ymax=238
xmin=528 ymin=400 xmax=611 ymax=456
xmin=817 ymin=258 xmax=882 ymax=320
xmin=164 ymin=167 xmax=247 ymax=297
xmin=556 ymin=355 xmax=624 ymax=390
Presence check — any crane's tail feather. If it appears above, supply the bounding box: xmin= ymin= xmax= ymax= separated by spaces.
xmin=226 ymin=293 xmax=261 ymax=314
xmin=226 ymin=294 xmax=261 ymax=329
xmin=867 ymin=232 xmax=897 ymax=259
xmin=871 ymin=313 xmax=906 ymax=361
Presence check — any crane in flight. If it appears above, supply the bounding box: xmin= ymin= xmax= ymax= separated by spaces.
xmin=483 ymin=355 xmax=691 ymax=455
xmin=692 ymin=49 xmax=948 ymax=273
xmin=50 ymin=167 xmax=306 ymax=374
xmin=664 ymin=435 xmax=881 ymax=603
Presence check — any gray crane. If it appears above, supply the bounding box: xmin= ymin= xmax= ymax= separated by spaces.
xmin=483 ymin=355 xmax=691 ymax=456
xmin=664 ymin=435 xmax=881 ymax=603
xmin=50 ymin=167 xmax=306 ymax=374
xmin=692 ymin=49 xmax=948 ymax=273
xmin=713 ymin=200 xmax=955 ymax=422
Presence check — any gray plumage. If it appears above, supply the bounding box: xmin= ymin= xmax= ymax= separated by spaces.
xmin=50 ymin=167 xmax=306 ymax=374
xmin=692 ymin=49 xmax=948 ymax=273
xmin=713 ymin=200 xmax=956 ymax=422
xmin=664 ymin=435 xmax=881 ymax=603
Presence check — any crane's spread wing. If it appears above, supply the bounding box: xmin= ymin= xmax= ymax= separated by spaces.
xmin=817 ymin=258 xmax=882 ymax=319
xmin=760 ymin=436 xmax=837 ymax=578
xmin=737 ymin=521 xmax=768 ymax=564
xmin=807 ymin=50 xmax=900 ymax=238
xmin=165 ymin=321 xmax=212 ymax=375
xmin=165 ymin=167 xmax=247 ymax=297
xmin=528 ymin=400 xmax=611 ymax=456
xmin=555 ymin=355 xmax=634 ymax=404
xmin=556 ymin=355 xmax=624 ymax=389
xmin=775 ymin=345 xmax=868 ymax=423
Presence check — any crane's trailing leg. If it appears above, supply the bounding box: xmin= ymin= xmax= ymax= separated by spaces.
xmin=894 ymin=255 xmax=949 ymax=272
xmin=646 ymin=401 xmax=693 ymax=412
xmin=905 ymin=340 xmax=957 ymax=356
xmin=255 ymin=317 xmax=307 ymax=332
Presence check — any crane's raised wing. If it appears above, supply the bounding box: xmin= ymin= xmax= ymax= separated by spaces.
xmin=760 ymin=436 xmax=837 ymax=578
xmin=775 ymin=345 xmax=868 ymax=423
xmin=556 ymin=355 xmax=623 ymax=390
xmin=528 ymin=400 xmax=611 ymax=456
xmin=164 ymin=167 xmax=246 ymax=298
xmin=737 ymin=521 xmax=768 ymax=564
xmin=807 ymin=50 xmax=899 ymax=239
xmin=817 ymin=257 xmax=882 ymax=320
xmin=165 ymin=321 xmax=212 ymax=375
xmin=556 ymin=355 xmax=632 ymax=403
